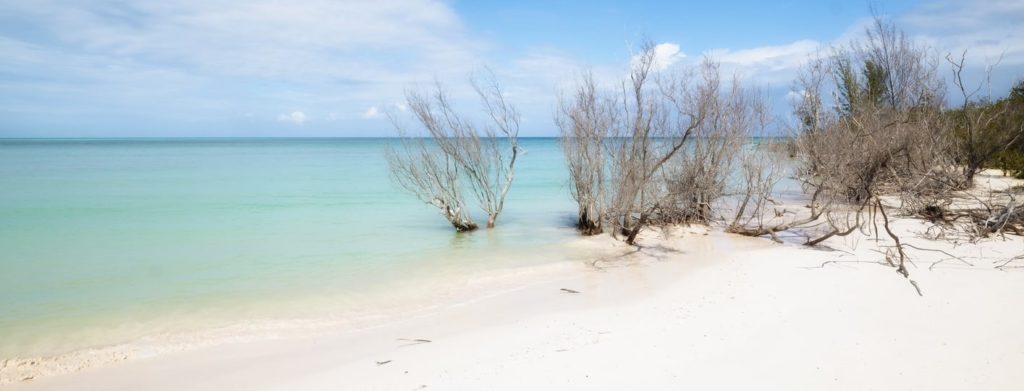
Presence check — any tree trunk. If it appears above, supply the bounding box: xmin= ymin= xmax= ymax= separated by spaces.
xmin=443 ymin=205 xmax=478 ymax=232
xmin=624 ymin=213 xmax=648 ymax=245
xmin=452 ymin=219 xmax=478 ymax=232
xmin=577 ymin=207 xmax=602 ymax=235
xmin=578 ymin=217 xmax=601 ymax=235
xmin=964 ymin=163 xmax=977 ymax=187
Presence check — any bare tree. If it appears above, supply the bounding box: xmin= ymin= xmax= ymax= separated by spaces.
xmin=659 ymin=63 xmax=765 ymax=226
xmin=468 ymin=72 xmax=522 ymax=228
xmin=603 ymin=45 xmax=711 ymax=245
xmin=386 ymin=73 xmax=521 ymax=231
xmin=947 ymin=51 xmax=1023 ymax=185
xmin=727 ymin=144 xmax=784 ymax=236
xmin=557 ymin=73 xmax=614 ymax=235
xmin=605 ymin=45 xmax=669 ymax=244
xmin=386 ymin=135 xmax=477 ymax=231
xmin=727 ymin=16 xmax=956 ymax=294
xmin=558 ymin=43 xmax=762 ymax=245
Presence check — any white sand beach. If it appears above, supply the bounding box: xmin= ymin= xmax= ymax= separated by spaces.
xmin=5 ymin=206 xmax=1023 ymax=390
xmin=4 ymin=1 xmax=1024 ymax=389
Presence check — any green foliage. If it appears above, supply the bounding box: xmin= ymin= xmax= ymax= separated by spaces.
xmin=962 ymin=79 xmax=1024 ymax=178
xmin=992 ymin=149 xmax=1024 ymax=178
xmin=832 ymin=57 xmax=890 ymax=117
xmin=833 ymin=56 xmax=861 ymax=116
xmin=1011 ymin=80 xmax=1024 ymax=102
xmin=863 ymin=60 xmax=889 ymax=108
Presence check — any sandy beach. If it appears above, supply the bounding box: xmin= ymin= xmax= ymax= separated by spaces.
xmin=5 ymin=209 xmax=1023 ymax=390
xmin=4 ymin=1 xmax=1024 ymax=389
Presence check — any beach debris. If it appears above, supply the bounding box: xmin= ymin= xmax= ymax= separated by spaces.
xmin=397 ymin=338 xmax=432 ymax=346
xmin=376 ymin=360 xmax=392 ymax=366
xmin=995 ymin=254 xmax=1024 ymax=270
xmin=560 ymin=288 xmax=580 ymax=294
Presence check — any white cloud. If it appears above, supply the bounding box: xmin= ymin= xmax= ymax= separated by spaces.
xmin=0 ymin=0 xmax=491 ymax=136
xmin=631 ymin=42 xmax=685 ymax=72
xmin=5 ymin=0 xmax=1021 ymax=137
xmin=363 ymin=106 xmax=380 ymax=119
xmin=277 ymin=111 xmax=306 ymax=125
xmin=901 ymin=0 xmax=1024 ymax=66
xmin=7 ymin=0 xmax=481 ymax=83
xmin=786 ymin=89 xmax=810 ymax=104
xmin=707 ymin=40 xmax=820 ymax=71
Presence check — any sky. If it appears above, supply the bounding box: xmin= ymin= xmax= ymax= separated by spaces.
xmin=1 ymin=0 xmax=1022 ymax=137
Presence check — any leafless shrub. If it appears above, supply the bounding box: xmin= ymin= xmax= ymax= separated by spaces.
xmin=804 ymin=16 xmax=956 ymax=286
xmin=601 ymin=43 xmax=685 ymax=244
xmin=657 ymin=66 xmax=765 ymax=226
xmin=386 ymin=73 xmax=521 ymax=231
xmin=727 ymin=15 xmax=960 ymax=293
xmin=895 ymin=50 xmax=1024 ymax=239
xmin=946 ymin=51 xmax=1023 ymax=185
xmin=557 ymin=73 xmax=614 ymax=235
xmin=386 ymin=136 xmax=477 ymax=231
xmin=558 ymin=43 xmax=761 ymax=245
xmin=725 ymin=144 xmax=788 ymax=241
xmin=727 ymin=56 xmax=856 ymax=244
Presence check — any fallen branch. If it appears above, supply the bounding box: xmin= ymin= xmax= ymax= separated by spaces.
xmin=995 ymin=254 xmax=1024 ymax=270
xmin=876 ymin=197 xmax=923 ymax=296
xmin=397 ymin=338 xmax=432 ymax=346
xmin=887 ymin=243 xmax=974 ymax=270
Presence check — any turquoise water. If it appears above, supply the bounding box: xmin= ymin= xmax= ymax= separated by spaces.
xmin=0 ymin=138 xmax=580 ymax=358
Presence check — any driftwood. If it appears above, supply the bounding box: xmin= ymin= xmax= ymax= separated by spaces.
xmin=996 ymin=255 xmax=1024 ymax=270
xmin=397 ymin=338 xmax=433 ymax=346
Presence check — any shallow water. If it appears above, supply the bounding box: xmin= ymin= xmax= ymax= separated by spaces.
xmin=0 ymin=138 xmax=580 ymax=358
xmin=0 ymin=137 xmax=799 ymax=360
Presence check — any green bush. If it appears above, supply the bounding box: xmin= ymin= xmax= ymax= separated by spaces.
xmin=992 ymin=150 xmax=1024 ymax=179
xmin=972 ymin=79 xmax=1024 ymax=179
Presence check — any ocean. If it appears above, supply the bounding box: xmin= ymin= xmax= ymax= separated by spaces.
xmin=0 ymin=138 xmax=582 ymax=359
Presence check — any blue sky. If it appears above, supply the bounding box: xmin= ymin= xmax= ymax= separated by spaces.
xmin=1 ymin=0 xmax=1022 ymax=137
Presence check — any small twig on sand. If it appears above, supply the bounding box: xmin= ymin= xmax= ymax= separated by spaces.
xmin=798 ymin=258 xmax=889 ymax=269
xmin=397 ymin=338 xmax=432 ymax=346
xmin=894 ymin=244 xmax=975 ymax=270
xmin=376 ymin=360 xmax=392 ymax=366
xmin=560 ymin=288 xmax=580 ymax=294
xmin=995 ymin=255 xmax=1024 ymax=270
xmin=800 ymin=260 xmax=839 ymax=269
xmin=908 ymin=278 xmax=923 ymax=296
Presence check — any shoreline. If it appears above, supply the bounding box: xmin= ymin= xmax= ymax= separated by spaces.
xmin=0 ymin=230 xmax=647 ymax=384
xmin=5 ymin=218 xmax=1023 ymax=389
